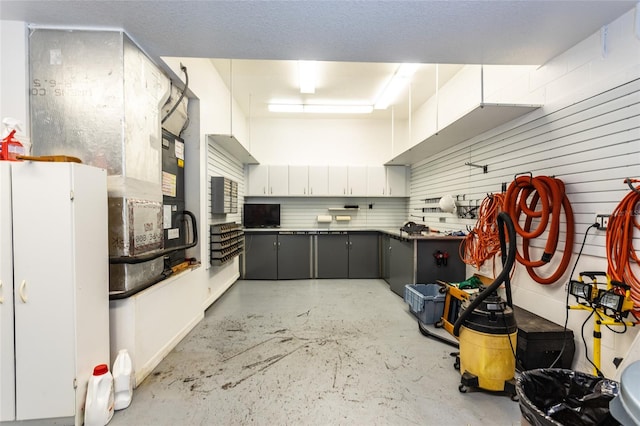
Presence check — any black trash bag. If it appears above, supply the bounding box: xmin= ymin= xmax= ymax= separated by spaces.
xmin=517 ymin=368 xmax=620 ymax=426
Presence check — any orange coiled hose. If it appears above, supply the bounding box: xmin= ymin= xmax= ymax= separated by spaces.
xmin=606 ymin=178 xmax=640 ymax=309
xmin=460 ymin=193 xmax=506 ymax=270
xmin=503 ymin=175 xmax=575 ymax=285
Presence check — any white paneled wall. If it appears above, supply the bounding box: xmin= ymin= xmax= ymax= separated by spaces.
xmin=244 ymin=196 xmax=408 ymax=230
xmin=411 ymin=78 xmax=640 ymax=258
xmin=409 ymin=6 xmax=640 ymax=377
xmin=207 ymin=139 xmax=245 ymax=226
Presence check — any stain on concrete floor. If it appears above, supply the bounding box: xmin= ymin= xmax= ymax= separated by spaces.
xmin=110 ymin=279 xmax=521 ymax=425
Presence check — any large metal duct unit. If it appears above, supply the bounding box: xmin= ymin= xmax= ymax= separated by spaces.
xmin=29 ymin=28 xmax=190 ymax=294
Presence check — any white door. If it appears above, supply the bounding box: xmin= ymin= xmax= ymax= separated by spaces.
xmin=288 ymin=166 xmax=308 ymax=196
xmin=0 ymin=163 xmax=15 ymax=421
xmin=308 ymin=166 xmax=329 ymax=196
xmin=247 ymin=164 xmax=269 ymax=195
xmin=367 ymin=166 xmax=386 ymax=196
xmin=386 ymin=166 xmax=408 ymax=197
xmin=12 ymin=163 xmax=77 ymax=420
xmin=348 ymin=166 xmax=367 ymax=196
xmin=328 ymin=166 xmax=348 ymax=196
xmin=12 ymin=163 xmax=109 ymax=424
xmin=268 ymin=165 xmax=289 ymax=196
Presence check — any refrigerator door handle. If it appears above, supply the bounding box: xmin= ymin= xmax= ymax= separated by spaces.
xmin=0 ymin=280 xmax=3 ymax=303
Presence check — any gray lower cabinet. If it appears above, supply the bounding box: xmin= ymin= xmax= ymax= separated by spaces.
xmin=381 ymin=233 xmax=390 ymax=282
xmin=416 ymin=239 xmax=466 ymax=284
xmin=316 ymin=234 xmax=349 ymax=278
xmin=388 ymin=237 xmax=415 ymax=296
xmin=243 ymin=233 xmax=312 ymax=279
xmin=244 ymin=233 xmax=278 ymax=279
xmin=244 ymin=231 xmax=464 ymax=286
xmin=387 ymin=236 xmax=466 ymax=297
xmin=316 ymin=233 xmax=379 ymax=278
xmin=277 ymin=234 xmax=312 ymax=279
xmin=348 ymin=233 xmax=379 ymax=278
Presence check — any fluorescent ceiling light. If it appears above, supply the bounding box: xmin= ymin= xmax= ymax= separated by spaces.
xmin=304 ymin=105 xmax=373 ymax=114
xmin=374 ymin=63 xmax=420 ymax=110
xmin=268 ymin=104 xmax=304 ymax=113
xmin=298 ymin=60 xmax=316 ymax=94
xmin=268 ymin=104 xmax=373 ymax=114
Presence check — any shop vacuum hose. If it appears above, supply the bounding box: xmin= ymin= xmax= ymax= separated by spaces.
xmin=453 ymin=212 xmax=517 ymax=337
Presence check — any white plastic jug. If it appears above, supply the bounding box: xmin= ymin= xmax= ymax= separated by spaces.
xmin=112 ymin=349 xmax=134 ymax=410
xmin=84 ymin=364 xmax=114 ymax=426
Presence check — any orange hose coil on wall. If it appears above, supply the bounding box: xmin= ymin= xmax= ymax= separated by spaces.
xmin=606 ymin=178 xmax=640 ymax=310
xmin=503 ymin=175 xmax=575 ymax=285
xmin=460 ymin=193 xmax=506 ymax=270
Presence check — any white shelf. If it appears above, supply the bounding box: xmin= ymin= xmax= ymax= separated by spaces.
xmin=328 ymin=207 xmax=359 ymax=211
xmin=207 ymin=134 xmax=259 ymax=164
xmin=386 ymin=103 xmax=541 ymax=165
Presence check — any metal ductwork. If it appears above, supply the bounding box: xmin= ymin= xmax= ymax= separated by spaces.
xmin=29 ymin=28 xmax=184 ymax=293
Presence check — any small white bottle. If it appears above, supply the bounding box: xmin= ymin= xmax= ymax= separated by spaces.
xmin=112 ymin=349 xmax=134 ymax=410
xmin=84 ymin=364 xmax=114 ymax=426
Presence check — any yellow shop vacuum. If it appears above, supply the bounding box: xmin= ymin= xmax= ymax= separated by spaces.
xmin=453 ymin=212 xmax=518 ymax=398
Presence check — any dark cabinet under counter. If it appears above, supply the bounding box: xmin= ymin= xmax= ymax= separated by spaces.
xmin=316 ymin=234 xmax=349 ymax=278
xmin=242 ymin=229 xmax=464 ymax=286
xmin=243 ymin=233 xmax=278 ymax=279
xmin=243 ymin=232 xmax=312 ymax=280
xmin=386 ymin=236 xmax=466 ymax=297
xmin=277 ymin=234 xmax=312 ymax=279
xmin=347 ymin=233 xmax=379 ymax=278
xmin=316 ymin=232 xmax=379 ymax=279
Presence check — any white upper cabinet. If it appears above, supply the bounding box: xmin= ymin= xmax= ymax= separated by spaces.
xmin=386 ymin=166 xmax=409 ymax=197
xmin=347 ymin=166 xmax=367 ymax=196
xmin=288 ymin=166 xmax=309 ymax=196
xmin=366 ymin=166 xmax=386 ymax=196
xmin=247 ymin=165 xmax=289 ymax=196
xmin=268 ymin=165 xmax=288 ymax=196
xmin=247 ymin=164 xmax=408 ymax=197
xmin=247 ymin=164 xmax=269 ymax=195
xmin=328 ymin=166 xmax=348 ymax=196
xmin=308 ymin=166 xmax=329 ymax=196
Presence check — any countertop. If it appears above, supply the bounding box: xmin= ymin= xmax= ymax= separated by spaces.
xmin=241 ymin=227 xmax=466 ymax=241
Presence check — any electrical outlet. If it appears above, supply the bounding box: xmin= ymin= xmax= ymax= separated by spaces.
xmin=595 ymin=213 xmax=611 ymax=230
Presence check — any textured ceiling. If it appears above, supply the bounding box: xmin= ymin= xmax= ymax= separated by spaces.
xmin=2 ymin=1 xmax=635 ymax=65
xmin=2 ymin=1 xmax=636 ymax=119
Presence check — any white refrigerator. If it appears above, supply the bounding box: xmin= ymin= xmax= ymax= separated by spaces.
xmin=0 ymin=161 xmax=109 ymax=425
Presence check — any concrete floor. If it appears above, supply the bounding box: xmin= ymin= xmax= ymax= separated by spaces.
xmin=109 ymin=279 xmax=522 ymax=425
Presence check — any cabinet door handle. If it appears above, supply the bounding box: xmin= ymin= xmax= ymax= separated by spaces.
xmin=19 ymin=280 xmax=27 ymax=303
xmin=0 ymin=280 xmax=3 ymax=304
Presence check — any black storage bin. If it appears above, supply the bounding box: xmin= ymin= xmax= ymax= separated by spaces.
xmin=517 ymin=368 xmax=619 ymax=426
xmin=514 ymin=306 xmax=575 ymax=370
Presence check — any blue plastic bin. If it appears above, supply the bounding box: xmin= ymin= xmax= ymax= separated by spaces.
xmin=404 ymin=284 xmax=445 ymax=324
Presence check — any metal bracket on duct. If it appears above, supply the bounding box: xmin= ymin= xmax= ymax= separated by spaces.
xmin=161 ymin=64 xmax=189 ymax=137
xmin=109 ymin=210 xmax=198 ymax=300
